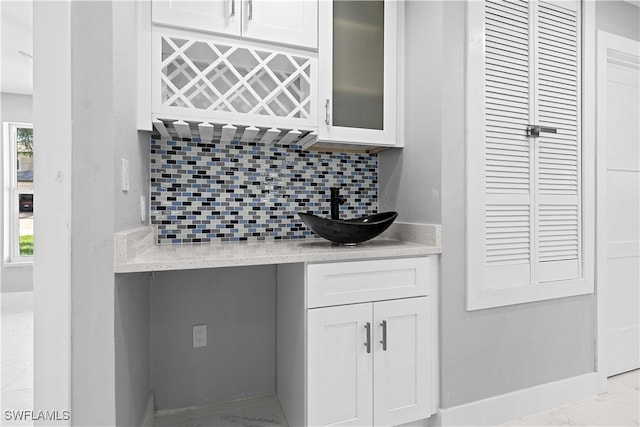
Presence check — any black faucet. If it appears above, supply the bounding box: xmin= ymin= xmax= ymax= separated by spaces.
xmin=330 ymin=187 xmax=347 ymax=220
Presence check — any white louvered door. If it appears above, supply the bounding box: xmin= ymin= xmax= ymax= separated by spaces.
xmin=484 ymin=0 xmax=533 ymax=288
xmin=467 ymin=0 xmax=587 ymax=309
xmin=534 ymin=1 xmax=581 ymax=283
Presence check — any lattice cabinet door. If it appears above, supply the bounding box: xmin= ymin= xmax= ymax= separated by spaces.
xmin=152 ymin=28 xmax=317 ymax=129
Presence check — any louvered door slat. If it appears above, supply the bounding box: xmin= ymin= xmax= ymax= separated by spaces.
xmin=486 ymin=46 xmax=529 ymax=64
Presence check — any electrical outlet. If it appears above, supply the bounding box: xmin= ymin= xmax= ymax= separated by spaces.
xmin=193 ymin=324 xmax=207 ymax=348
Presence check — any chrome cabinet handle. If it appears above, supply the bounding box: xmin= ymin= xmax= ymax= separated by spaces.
xmin=364 ymin=322 xmax=371 ymax=354
xmin=380 ymin=320 xmax=387 ymax=351
xmin=230 ymin=0 xmax=235 ymax=17
xmin=527 ymin=124 xmax=557 ymax=138
xmin=248 ymin=0 xmax=253 ymax=20
xmin=324 ymin=99 xmax=331 ymax=125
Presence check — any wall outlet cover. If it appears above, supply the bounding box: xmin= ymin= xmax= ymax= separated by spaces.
xmin=193 ymin=324 xmax=207 ymax=348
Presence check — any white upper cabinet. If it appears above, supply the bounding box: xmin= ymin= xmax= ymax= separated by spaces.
xmin=467 ymin=0 xmax=590 ymax=310
xmin=152 ymin=0 xmax=318 ymax=49
xmin=317 ymin=0 xmax=401 ymax=148
xmin=242 ymin=0 xmax=318 ymax=49
xmin=151 ymin=28 xmax=317 ymax=129
xmin=152 ymin=0 xmax=241 ymax=37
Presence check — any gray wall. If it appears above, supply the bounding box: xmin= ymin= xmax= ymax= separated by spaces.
xmin=439 ymin=2 xmax=594 ymax=408
xmin=597 ymin=1 xmax=640 ymax=41
xmin=112 ymin=1 xmax=152 ymax=426
xmin=379 ymin=1 xmax=442 ymax=223
xmin=438 ymin=0 xmax=639 ymax=409
xmin=0 ymin=92 xmax=33 ymax=293
xmin=115 ymin=273 xmax=150 ymax=427
xmin=68 ymin=1 xmax=151 ymax=425
xmin=380 ymin=0 xmax=640 ymax=409
xmin=150 ymin=266 xmax=277 ymax=410
xmin=49 ymin=1 xmax=640 ymax=425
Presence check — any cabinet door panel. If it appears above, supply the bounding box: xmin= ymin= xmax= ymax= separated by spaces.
xmin=242 ymin=0 xmax=318 ymax=49
xmin=373 ymin=297 xmax=431 ymax=427
xmin=307 ymin=304 xmax=373 ymax=427
xmin=318 ymin=0 xmax=398 ymax=146
xmin=152 ymin=0 xmax=241 ymax=36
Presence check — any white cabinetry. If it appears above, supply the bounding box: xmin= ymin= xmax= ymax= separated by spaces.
xmin=152 ymin=28 xmax=317 ymax=129
xmin=307 ymin=303 xmax=373 ymax=426
xmin=152 ymin=0 xmax=240 ymax=37
xmin=317 ymin=0 xmax=402 ymax=148
xmin=152 ymin=0 xmax=317 ymax=49
xmin=308 ymin=297 xmax=430 ymax=427
xmin=144 ymin=0 xmax=319 ymax=141
xmin=277 ymin=257 xmax=438 ymax=427
xmin=241 ymin=0 xmax=317 ymax=49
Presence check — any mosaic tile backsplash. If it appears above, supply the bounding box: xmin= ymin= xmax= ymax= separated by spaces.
xmin=150 ymin=138 xmax=379 ymax=244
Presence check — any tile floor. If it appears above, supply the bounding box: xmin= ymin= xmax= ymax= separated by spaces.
xmin=153 ymin=395 xmax=288 ymax=427
xmin=499 ymin=370 xmax=639 ymax=426
xmin=1 ymin=291 xmax=638 ymax=427
xmin=1 ymin=292 xmax=33 ymax=427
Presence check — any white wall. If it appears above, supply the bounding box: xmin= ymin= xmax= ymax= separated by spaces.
xmin=0 ymin=92 xmax=33 ymax=293
xmin=33 ymin=2 xmax=72 ymax=423
xmin=68 ymin=2 xmax=117 ymax=423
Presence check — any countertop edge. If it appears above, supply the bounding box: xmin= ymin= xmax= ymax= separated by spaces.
xmin=115 ymin=225 xmax=442 ymax=273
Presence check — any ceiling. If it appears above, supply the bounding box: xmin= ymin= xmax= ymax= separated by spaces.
xmin=1 ymin=0 xmax=33 ymax=95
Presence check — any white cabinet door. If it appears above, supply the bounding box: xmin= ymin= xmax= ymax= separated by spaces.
xmin=317 ymin=0 xmax=399 ymax=147
xmin=373 ymin=297 xmax=431 ymax=427
xmin=242 ymin=0 xmax=317 ymax=48
xmin=152 ymin=0 xmax=241 ymax=36
xmin=152 ymin=0 xmax=317 ymax=49
xmin=307 ymin=303 xmax=373 ymax=427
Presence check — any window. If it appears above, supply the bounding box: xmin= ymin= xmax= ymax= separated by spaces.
xmin=466 ymin=0 xmax=592 ymax=310
xmin=3 ymin=122 xmax=34 ymax=263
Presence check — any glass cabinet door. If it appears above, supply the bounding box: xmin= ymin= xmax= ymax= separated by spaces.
xmin=318 ymin=0 xmax=399 ymax=147
xmin=332 ymin=1 xmax=384 ymax=130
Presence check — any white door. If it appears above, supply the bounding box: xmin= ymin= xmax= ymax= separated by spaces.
xmin=152 ymin=0 xmax=241 ymax=36
xmin=598 ymin=33 xmax=640 ymax=377
xmin=373 ymin=297 xmax=431 ymax=427
xmin=242 ymin=0 xmax=317 ymax=49
xmin=307 ymin=303 xmax=373 ymax=427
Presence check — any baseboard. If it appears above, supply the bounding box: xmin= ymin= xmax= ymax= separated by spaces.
xmin=140 ymin=393 xmax=154 ymax=427
xmin=434 ymin=372 xmax=599 ymax=426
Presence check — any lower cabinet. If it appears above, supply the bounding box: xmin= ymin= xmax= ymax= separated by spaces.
xmin=276 ymin=256 xmax=438 ymax=427
xmin=308 ymin=297 xmax=431 ymax=427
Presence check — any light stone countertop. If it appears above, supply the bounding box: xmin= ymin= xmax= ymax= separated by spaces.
xmin=114 ymin=223 xmax=441 ymax=273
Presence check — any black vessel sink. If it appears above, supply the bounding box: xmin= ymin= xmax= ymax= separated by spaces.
xmin=297 ymin=211 xmax=398 ymax=245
